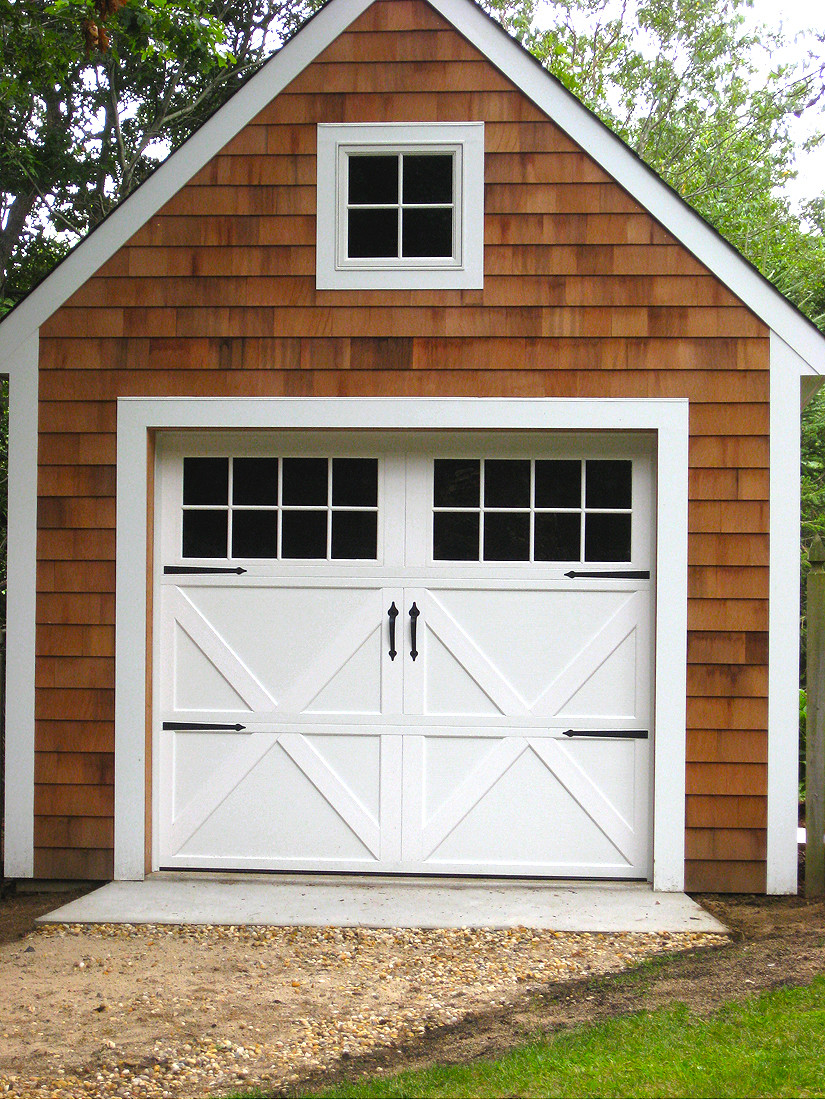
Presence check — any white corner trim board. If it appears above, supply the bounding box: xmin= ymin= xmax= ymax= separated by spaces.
xmin=115 ymin=396 xmax=689 ymax=890
xmin=3 ymin=336 xmax=39 ymax=878
xmin=768 ymin=335 xmax=804 ymax=893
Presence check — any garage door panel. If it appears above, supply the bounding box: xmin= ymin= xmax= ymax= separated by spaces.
xmin=177 ymin=746 xmax=379 ymax=863
xmin=161 ymin=729 xmax=399 ymax=868
xmin=404 ymin=735 xmax=644 ymax=874
xmin=414 ymin=587 xmax=649 ymax=725
xmin=163 ymin=584 xmax=392 ymax=720
xmin=302 ymin=626 xmax=383 ymax=715
xmin=411 ymin=590 xmax=529 ymax=717
xmin=535 ymin=591 xmax=649 ymax=720
xmin=173 ymin=624 xmax=256 ymax=713
xmin=421 ymin=588 xmax=639 ymax=705
xmin=423 ymin=634 xmax=504 ymax=717
xmin=553 ymin=630 xmax=639 ymax=718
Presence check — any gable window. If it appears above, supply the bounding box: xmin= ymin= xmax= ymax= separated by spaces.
xmin=317 ymin=123 xmax=484 ymax=290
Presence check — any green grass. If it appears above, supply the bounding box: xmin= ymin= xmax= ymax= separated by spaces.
xmin=292 ymin=976 xmax=825 ymax=1099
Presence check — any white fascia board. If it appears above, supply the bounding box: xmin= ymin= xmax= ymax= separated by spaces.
xmin=767 ymin=334 xmax=802 ymax=893
xmin=428 ymin=0 xmax=825 ymax=375
xmin=0 ymin=0 xmax=375 ymax=366
xmin=115 ymin=395 xmax=688 ymax=889
xmin=3 ymin=335 xmax=39 ymax=877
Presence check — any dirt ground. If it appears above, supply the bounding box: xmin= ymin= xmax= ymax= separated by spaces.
xmin=0 ymin=882 xmax=824 ymax=1098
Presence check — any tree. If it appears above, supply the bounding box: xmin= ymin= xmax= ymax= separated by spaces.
xmin=480 ymin=0 xmax=825 ymax=329
xmin=0 ymin=0 xmax=323 ymax=310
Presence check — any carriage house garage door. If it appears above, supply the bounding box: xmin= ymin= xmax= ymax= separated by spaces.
xmin=155 ymin=431 xmax=655 ymax=879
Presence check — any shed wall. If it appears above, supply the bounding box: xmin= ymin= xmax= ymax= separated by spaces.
xmin=35 ymin=0 xmax=770 ymax=891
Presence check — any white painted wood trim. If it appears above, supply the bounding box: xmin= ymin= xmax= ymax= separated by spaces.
xmin=115 ymin=396 xmax=689 ymax=889
xmin=316 ymin=122 xmax=484 ymax=290
xmin=652 ymin=404 xmax=689 ymax=891
xmin=3 ymin=335 xmax=39 ymax=878
xmin=767 ymin=334 xmax=803 ymax=893
xmin=114 ymin=409 xmax=151 ymax=878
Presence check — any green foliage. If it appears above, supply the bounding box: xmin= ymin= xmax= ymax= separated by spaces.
xmin=479 ymin=0 xmax=825 ymax=330
xmin=0 ymin=0 xmax=324 ymax=305
xmin=305 ymin=975 xmax=825 ymax=1098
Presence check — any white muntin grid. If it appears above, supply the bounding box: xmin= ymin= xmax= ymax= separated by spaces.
xmin=180 ymin=456 xmax=379 ymax=561
xmin=431 ymin=457 xmax=634 ymax=563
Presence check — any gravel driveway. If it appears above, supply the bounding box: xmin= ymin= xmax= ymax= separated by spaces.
xmin=0 ymin=920 xmax=724 ymax=1098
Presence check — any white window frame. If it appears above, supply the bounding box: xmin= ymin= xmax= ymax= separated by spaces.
xmin=115 ymin=396 xmax=689 ymax=891
xmin=316 ymin=123 xmax=484 ymax=290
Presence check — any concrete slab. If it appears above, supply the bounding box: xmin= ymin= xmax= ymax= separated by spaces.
xmin=39 ymin=874 xmax=727 ymax=933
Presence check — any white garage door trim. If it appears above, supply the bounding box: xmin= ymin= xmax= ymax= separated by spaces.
xmin=115 ymin=397 xmax=689 ymax=890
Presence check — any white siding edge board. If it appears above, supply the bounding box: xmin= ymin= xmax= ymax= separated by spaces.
xmin=3 ymin=335 xmax=39 ymax=877
xmin=652 ymin=405 xmax=689 ymax=891
xmin=114 ymin=406 xmax=150 ymax=878
xmin=0 ymin=0 xmax=822 ymax=376
xmin=114 ymin=396 xmax=689 ymax=889
xmin=767 ymin=334 xmax=803 ymax=893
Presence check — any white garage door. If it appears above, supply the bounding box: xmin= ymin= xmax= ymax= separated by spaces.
xmin=154 ymin=432 xmax=654 ymax=878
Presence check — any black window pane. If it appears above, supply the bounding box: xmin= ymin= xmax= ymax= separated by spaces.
xmin=332 ymin=459 xmax=378 ymax=506
xmin=434 ymin=459 xmax=479 ymax=507
xmin=402 ymin=208 xmax=453 ymax=258
xmin=535 ymin=460 xmax=581 ymax=508
xmin=233 ymin=458 xmax=278 ymax=506
xmin=348 ymin=155 xmax=398 ymax=204
xmin=349 ymin=208 xmax=399 ymax=258
xmin=231 ymin=510 xmax=278 ymax=558
xmin=183 ymin=457 xmax=228 ymax=506
xmin=586 ymin=460 xmax=632 ymax=509
xmin=535 ymin=513 xmax=581 ymax=561
xmin=282 ymin=511 xmax=327 ymax=558
xmin=402 ymin=154 xmax=453 ymax=204
xmin=182 ymin=510 xmax=227 ymax=558
xmin=433 ymin=512 xmax=479 ymax=561
xmin=332 ymin=512 xmax=377 ymax=559
xmin=484 ymin=460 xmax=530 ymax=508
xmin=483 ymin=512 xmax=530 ymax=561
xmin=585 ymin=513 xmax=632 ymax=562
xmin=282 ymin=458 xmax=328 ymax=506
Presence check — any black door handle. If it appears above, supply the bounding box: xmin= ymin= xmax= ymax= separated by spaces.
xmin=388 ymin=602 xmax=399 ymax=660
xmin=409 ymin=602 xmax=419 ymax=661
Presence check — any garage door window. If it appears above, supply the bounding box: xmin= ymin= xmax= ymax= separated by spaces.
xmin=181 ymin=457 xmax=378 ymax=560
xmin=433 ymin=458 xmax=632 ymax=562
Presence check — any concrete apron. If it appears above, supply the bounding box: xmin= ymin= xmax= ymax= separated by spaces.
xmin=39 ymin=874 xmax=727 ymax=933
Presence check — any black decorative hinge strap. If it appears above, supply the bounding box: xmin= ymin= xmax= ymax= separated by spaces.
xmin=164 ymin=566 xmax=247 ymax=575
xmin=163 ymin=722 xmax=246 ymax=731
xmin=564 ymin=570 xmax=650 ymax=579
xmin=562 ymin=729 xmax=649 ymax=739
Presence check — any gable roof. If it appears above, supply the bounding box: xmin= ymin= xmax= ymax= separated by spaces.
xmin=1 ymin=0 xmax=823 ymax=374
